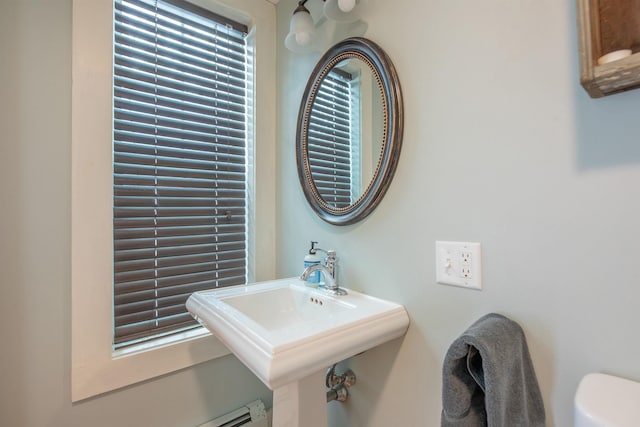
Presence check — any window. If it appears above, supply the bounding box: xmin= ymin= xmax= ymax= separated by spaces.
xmin=113 ymin=0 xmax=251 ymax=349
xmin=71 ymin=0 xmax=275 ymax=401
xmin=307 ymin=68 xmax=360 ymax=208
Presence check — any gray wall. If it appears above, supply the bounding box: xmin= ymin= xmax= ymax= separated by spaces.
xmin=275 ymin=0 xmax=640 ymax=426
xmin=0 ymin=1 xmax=270 ymax=426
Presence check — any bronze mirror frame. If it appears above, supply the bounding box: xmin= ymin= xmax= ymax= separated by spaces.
xmin=296 ymin=37 xmax=404 ymax=225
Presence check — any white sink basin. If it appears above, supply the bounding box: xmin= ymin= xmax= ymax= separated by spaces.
xmin=186 ymin=277 xmax=410 ymax=390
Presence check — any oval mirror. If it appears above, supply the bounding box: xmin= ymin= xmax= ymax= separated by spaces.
xmin=296 ymin=37 xmax=403 ymax=225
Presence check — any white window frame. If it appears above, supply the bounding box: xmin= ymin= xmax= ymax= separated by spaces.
xmin=71 ymin=0 xmax=276 ymax=402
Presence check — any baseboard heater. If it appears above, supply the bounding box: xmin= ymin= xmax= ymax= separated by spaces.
xmin=198 ymin=400 xmax=269 ymax=427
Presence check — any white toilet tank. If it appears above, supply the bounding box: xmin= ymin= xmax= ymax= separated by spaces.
xmin=574 ymin=373 xmax=640 ymax=427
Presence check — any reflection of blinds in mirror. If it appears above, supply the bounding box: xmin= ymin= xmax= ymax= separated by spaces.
xmin=112 ymin=0 xmax=249 ymax=349
xmin=308 ymin=70 xmax=357 ymax=208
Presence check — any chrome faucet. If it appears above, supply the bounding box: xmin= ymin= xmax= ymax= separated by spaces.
xmin=300 ymin=249 xmax=347 ymax=295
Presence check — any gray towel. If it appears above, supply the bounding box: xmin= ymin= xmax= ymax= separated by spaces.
xmin=441 ymin=313 xmax=545 ymax=427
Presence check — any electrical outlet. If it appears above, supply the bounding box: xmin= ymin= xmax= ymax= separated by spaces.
xmin=435 ymin=241 xmax=482 ymax=290
xmin=461 ymin=265 xmax=472 ymax=278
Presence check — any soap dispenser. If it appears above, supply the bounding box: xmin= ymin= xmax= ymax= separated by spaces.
xmin=303 ymin=241 xmax=322 ymax=285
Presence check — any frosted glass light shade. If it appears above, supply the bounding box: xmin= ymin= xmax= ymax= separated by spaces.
xmin=338 ymin=0 xmax=356 ymax=12
xmin=323 ymin=0 xmax=360 ymax=23
xmin=284 ymin=9 xmax=316 ymax=53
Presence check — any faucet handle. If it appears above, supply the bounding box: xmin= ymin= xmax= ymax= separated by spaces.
xmin=325 ymin=249 xmax=337 ymax=266
xmin=324 ymin=250 xmax=338 ymax=282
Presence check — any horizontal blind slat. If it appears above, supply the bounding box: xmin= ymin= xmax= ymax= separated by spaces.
xmin=114 ymin=269 xmax=246 ymax=297
xmin=114 ymin=95 xmax=247 ymax=124
xmin=113 ymin=132 xmax=246 ymax=155
xmin=115 ymin=260 xmax=245 ymax=294
xmin=115 ymin=0 xmax=247 ymax=43
xmin=115 ymin=240 xmax=245 ymax=263
xmin=309 ymin=144 xmax=351 ymax=159
xmin=115 ymin=86 xmax=246 ymax=121
xmin=114 ymin=75 xmax=246 ymax=111
xmin=113 ymin=59 xmax=247 ymax=99
xmin=114 ymin=229 xmax=245 ymax=249
xmin=114 ymin=223 xmax=246 ymax=240
xmin=113 ymin=36 xmax=247 ymax=84
xmin=114 ymin=123 xmax=246 ymax=147
xmin=114 ymin=15 xmax=247 ymax=64
xmin=310 ymin=165 xmax=351 ymax=178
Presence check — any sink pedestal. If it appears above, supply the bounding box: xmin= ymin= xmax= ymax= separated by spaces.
xmin=272 ymin=370 xmax=328 ymax=427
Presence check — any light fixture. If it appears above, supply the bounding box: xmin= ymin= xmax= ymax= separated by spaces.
xmin=284 ymin=1 xmax=317 ymax=53
xmin=323 ymin=0 xmax=360 ymax=23
xmin=285 ymin=0 xmax=362 ymax=52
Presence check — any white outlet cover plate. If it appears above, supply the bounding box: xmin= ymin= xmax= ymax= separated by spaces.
xmin=435 ymin=241 xmax=482 ymax=290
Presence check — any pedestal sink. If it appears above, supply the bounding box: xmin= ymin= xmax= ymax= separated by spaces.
xmin=186 ymin=277 xmax=409 ymax=427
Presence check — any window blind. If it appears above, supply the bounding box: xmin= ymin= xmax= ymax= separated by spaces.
xmin=113 ymin=0 xmax=250 ymax=348
xmin=308 ymin=70 xmax=355 ymax=208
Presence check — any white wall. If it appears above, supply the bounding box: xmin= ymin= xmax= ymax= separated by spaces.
xmin=276 ymin=0 xmax=640 ymax=426
xmin=0 ymin=1 xmax=271 ymax=426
